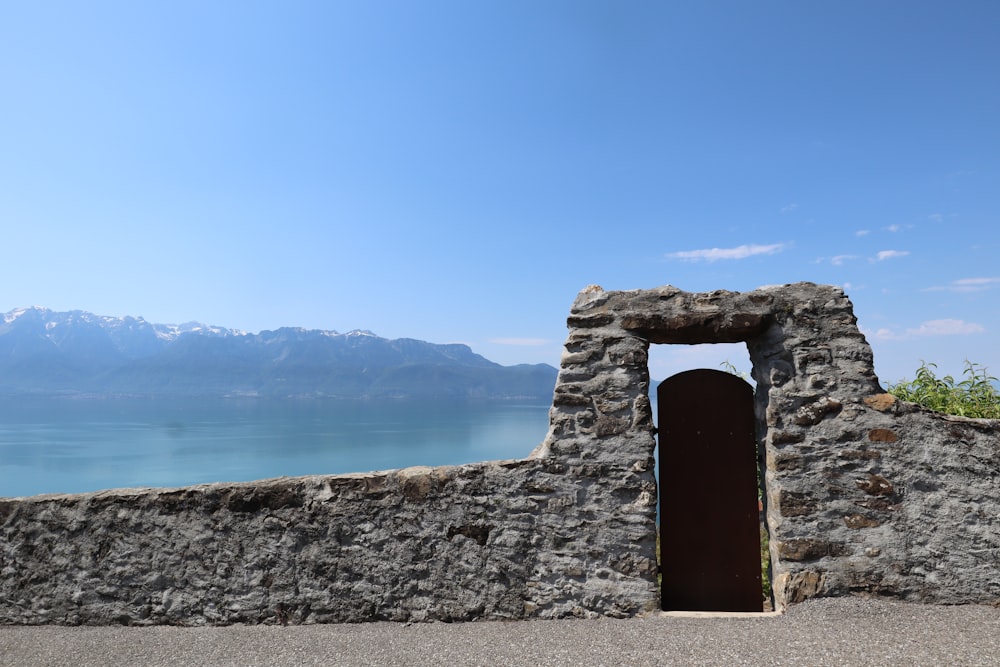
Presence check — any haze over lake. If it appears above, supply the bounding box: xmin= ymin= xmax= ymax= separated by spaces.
xmin=0 ymin=398 xmax=551 ymax=498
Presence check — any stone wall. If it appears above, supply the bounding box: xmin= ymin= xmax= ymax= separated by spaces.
xmin=545 ymin=282 xmax=1000 ymax=609
xmin=1 ymin=282 xmax=997 ymax=625
xmin=0 ymin=457 xmax=657 ymax=625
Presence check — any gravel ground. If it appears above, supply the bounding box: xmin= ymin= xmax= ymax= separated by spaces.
xmin=2 ymin=597 xmax=999 ymax=667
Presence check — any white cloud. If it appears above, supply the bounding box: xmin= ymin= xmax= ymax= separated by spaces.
xmin=924 ymin=277 xmax=1000 ymax=293
xmin=953 ymin=277 xmax=1000 ymax=289
xmin=871 ymin=327 xmax=903 ymax=341
xmin=666 ymin=243 xmax=787 ymax=262
xmin=830 ymin=254 xmax=860 ymax=266
xmin=906 ymin=319 xmax=985 ymax=337
xmin=884 ymin=224 xmax=912 ymax=233
xmin=876 ymin=250 xmax=909 ymax=261
xmin=855 ymin=230 xmax=871 ymax=237
xmin=489 ymin=337 xmax=550 ymax=346
xmin=780 ymin=203 xmax=798 ymax=214
xmin=865 ymin=318 xmax=985 ymax=341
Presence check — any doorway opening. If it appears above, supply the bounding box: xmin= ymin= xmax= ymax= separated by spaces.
xmin=649 ymin=343 xmax=770 ymax=612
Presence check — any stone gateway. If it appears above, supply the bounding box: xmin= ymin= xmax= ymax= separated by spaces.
xmin=1 ymin=283 xmax=997 ymax=625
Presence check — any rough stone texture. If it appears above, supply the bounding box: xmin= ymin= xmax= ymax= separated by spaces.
xmin=538 ymin=282 xmax=999 ymax=610
xmin=1 ymin=282 xmax=998 ymax=625
xmin=0 ymin=457 xmax=657 ymax=625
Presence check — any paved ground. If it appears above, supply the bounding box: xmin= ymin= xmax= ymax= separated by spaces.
xmin=2 ymin=597 xmax=999 ymax=667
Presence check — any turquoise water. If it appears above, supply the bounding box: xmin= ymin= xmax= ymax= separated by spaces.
xmin=0 ymin=398 xmax=551 ymax=498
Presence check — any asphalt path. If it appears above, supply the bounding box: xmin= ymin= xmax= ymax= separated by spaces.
xmin=2 ymin=597 xmax=999 ymax=667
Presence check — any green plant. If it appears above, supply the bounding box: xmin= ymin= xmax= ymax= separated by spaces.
xmin=720 ymin=360 xmax=750 ymax=381
xmin=888 ymin=361 xmax=1000 ymax=419
xmin=760 ymin=525 xmax=771 ymax=603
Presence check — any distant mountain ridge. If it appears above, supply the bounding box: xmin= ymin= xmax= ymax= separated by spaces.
xmin=0 ymin=307 xmax=557 ymax=399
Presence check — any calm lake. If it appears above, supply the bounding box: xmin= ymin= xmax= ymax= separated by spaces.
xmin=0 ymin=398 xmax=552 ymax=498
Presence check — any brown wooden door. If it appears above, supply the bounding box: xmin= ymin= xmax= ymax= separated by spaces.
xmin=658 ymin=368 xmax=763 ymax=612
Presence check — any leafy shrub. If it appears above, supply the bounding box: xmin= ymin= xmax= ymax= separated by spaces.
xmin=760 ymin=525 xmax=771 ymax=602
xmin=888 ymin=361 xmax=1000 ymax=419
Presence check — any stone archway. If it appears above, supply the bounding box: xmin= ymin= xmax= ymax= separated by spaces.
xmin=534 ymin=282 xmax=897 ymax=610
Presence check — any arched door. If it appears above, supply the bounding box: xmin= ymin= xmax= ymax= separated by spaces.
xmin=658 ymin=368 xmax=762 ymax=612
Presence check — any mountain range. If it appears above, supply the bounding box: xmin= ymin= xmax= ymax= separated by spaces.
xmin=0 ymin=307 xmax=558 ymax=399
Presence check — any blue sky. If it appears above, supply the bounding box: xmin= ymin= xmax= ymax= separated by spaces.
xmin=2 ymin=1 xmax=998 ymax=387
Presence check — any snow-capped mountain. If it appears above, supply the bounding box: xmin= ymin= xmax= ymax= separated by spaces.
xmin=0 ymin=307 xmax=557 ymax=399
xmin=3 ymin=306 xmax=238 ymax=340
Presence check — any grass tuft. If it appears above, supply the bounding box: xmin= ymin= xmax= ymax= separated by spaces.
xmin=888 ymin=360 xmax=1000 ymax=419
